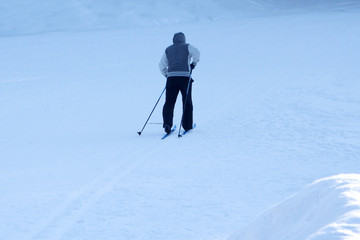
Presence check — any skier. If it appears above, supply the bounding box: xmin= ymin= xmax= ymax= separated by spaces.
xmin=159 ymin=32 xmax=200 ymax=134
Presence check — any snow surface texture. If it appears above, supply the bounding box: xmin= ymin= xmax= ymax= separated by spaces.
xmin=229 ymin=174 xmax=360 ymax=240
xmin=1 ymin=0 xmax=360 ymax=36
xmin=1 ymin=1 xmax=360 ymax=240
xmin=0 ymin=0 xmax=264 ymax=36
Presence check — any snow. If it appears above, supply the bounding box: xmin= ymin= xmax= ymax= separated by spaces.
xmin=1 ymin=1 xmax=360 ymax=240
xmin=229 ymin=174 xmax=360 ymax=240
xmin=2 ymin=0 xmax=360 ymax=37
xmin=0 ymin=0 xmax=266 ymax=37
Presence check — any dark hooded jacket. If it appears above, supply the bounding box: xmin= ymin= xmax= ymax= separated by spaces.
xmin=159 ymin=32 xmax=200 ymax=77
xmin=165 ymin=33 xmax=190 ymax=73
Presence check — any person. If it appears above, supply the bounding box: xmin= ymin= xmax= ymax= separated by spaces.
xmin=159 ymin=32 xmax=200 ymax=134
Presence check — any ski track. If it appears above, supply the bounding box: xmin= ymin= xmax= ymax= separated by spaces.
xmin=24 ymin=140 xmax=161 ymax=240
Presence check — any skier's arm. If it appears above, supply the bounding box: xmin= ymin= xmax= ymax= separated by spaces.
xmin=159 ymin=52 xmax=168 ymax=77
xmin=188 ymin=44 xmax=200 ymax=66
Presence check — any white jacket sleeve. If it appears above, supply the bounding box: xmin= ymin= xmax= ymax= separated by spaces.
xmin=159 ymin=52 xmax=168 ymax=77
xmin=188 ymin=44 xmax=200 ymax=65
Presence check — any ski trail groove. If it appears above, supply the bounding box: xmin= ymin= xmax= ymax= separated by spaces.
xmin=24 ymin=140 xmax=161 ymax=240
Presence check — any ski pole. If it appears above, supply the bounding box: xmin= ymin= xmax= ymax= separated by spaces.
xmin=137 ymin=86 xmax=166 ymax=136
xmin=178 ymin=69 xmax=193 ymax=137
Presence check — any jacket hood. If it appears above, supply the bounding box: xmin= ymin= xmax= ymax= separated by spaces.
xmin=173 ymin=32 xmax=186 ymax=44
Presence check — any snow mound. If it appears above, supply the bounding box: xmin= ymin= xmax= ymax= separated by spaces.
xmin=229 ymin=174 xmax=360 ymax=240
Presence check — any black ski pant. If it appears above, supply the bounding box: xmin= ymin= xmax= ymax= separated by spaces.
xmin=163 ymin=76 xmax=193 ymax=131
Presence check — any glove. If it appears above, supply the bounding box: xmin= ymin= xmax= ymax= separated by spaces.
xmin=190 ymin=62 xmax=196 ymax=70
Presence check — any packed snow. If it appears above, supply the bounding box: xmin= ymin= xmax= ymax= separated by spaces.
xmin=1 ymin=1 xmax=360 ymax=240
xmin=229 ymin=174 xmax=360 ymax=240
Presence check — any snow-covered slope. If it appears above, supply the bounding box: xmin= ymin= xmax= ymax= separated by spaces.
xmin=1 ymin=0 xmax=360 ymax=36
xmin=0 ymin=0 xmax=263 ymax=36
xmin=229 ymin=174 xmax=360 ymax=240
xmin=1 ymin=1 xmax=360 ymax=240
xmin=268 ymin=0 xmax=360 ymax=10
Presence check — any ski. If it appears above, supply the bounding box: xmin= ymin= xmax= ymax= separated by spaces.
xmin=161 ymin=125 xmax=177 ymax=139
xmin=179 ymin=123 xmax=196 ymax=137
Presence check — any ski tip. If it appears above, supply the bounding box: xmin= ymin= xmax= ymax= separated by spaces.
xmin=178 ymin=134 xmax=182 ymax=138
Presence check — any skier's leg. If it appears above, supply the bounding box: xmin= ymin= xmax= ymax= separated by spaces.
xmin=180 ymin=78 xmax=193 ymax=131
xmin=163 ymin=78 xmax=179 ymax=128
